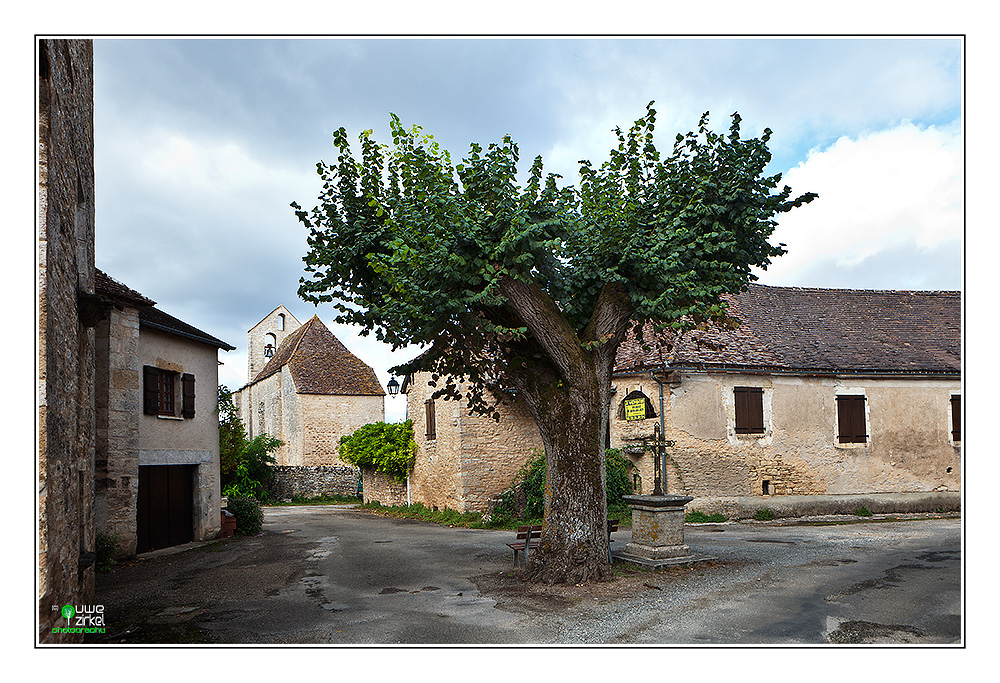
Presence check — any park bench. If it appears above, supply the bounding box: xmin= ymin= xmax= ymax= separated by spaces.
xmin=507 ymin=519 xmax=620 ymax=567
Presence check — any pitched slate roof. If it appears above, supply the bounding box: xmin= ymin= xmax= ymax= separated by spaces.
xmin=95 ymin=269 xmax=156 ymax=307
xmin=615 ymin=284 xmax=961 ymax=376
xmin=139 ymin=306 xmax=235 ymax=351
xmin=96 ymin=269 xmax=234 ymax=350
xmin=249 ymin=315 xmax=385 ymax=396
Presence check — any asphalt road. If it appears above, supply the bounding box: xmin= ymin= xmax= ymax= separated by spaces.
xmin=87 ymin=505 xmax=962 ymax=645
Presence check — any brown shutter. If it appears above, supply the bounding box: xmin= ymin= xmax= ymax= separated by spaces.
xmin=425 ymin=399 xmax=436 ymax=440
xmin=143 ymin=366 xmax=160 ymax=415
xmin=735 ymin=387 xmax=764 ymax=434
xmin=951 ymin=395 xmax=961 ymax=441
xmin=181 ymin=373 xmax=196 ymax=419
xmin=837 ymin=395 xmax=867 ymax=443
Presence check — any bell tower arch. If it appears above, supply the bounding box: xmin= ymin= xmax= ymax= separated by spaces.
xmin=247 ymin=305 xmax=301 ymax=380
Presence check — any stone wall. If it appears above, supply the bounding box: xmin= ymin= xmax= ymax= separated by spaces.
xmin=361 ymin=468 xmax=409 ymax=508
xmin=271 ymin=465 xmax=360 ymax=500
xmin=38 ymin=38 xmax=96 ymax=644
xmin=609 ymin=371 xmax=962 ymax=499
xmin=403 ymin=372 xmax=543 ymax=513
xmin=94 ymin=306 xmax=141 ymax=557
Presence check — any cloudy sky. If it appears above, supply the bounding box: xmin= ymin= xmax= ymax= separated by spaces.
xmin=83 ymin=36 xmax=963 ymax=421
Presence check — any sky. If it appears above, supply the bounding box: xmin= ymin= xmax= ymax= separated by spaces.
xmin=81 ymin=36 xmax=963 ymax=422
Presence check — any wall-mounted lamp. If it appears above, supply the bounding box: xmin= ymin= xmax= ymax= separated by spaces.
xmin=387 ymin=377 xmax=400 ymax=396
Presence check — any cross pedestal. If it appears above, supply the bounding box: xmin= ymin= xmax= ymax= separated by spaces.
xmin=621 ymin=494 xmax=694 ymax=561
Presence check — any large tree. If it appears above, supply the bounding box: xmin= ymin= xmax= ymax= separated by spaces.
xmin=293 ymin=103 xmax=816 ymax=583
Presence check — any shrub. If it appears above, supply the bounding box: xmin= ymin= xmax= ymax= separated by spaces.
xmin=219 ymin=385 xmax=281 ymax=501
xmin=753 ymin=507 xmax=775 ymax=521
xmin=95 ymin=529 xmax=120 ymax=572
xmin=339 ymin=421 xmax=417 ymax=482
xmin=227 ymin=495 xmax=264 ymax=536
xmin=499 ymin=448 xmax=634 ymax=522
xmin=853 ymin=506 xmax=873 ymax=517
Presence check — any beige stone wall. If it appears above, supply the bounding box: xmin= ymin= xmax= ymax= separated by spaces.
xmin=137 ymin=327 xmax=222 ymax=542
xmin=38 ymin=38 xmax=96 ymax=643
xmin=234 ymin=373 xmax=384 ymax=468
xmin=610 ymin=371 xmax=962 ymax=499
xmin=299 ymin=393 xmax=384 ymax=466
xmin=94 ymin=306 xmax=141 ymax=556
xmin=403 ymin=373 xmax=543 ymax=513
xmin=247 ymin=305 xmax=300 ymax=380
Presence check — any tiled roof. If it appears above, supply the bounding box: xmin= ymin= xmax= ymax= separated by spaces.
xmin=139 ymin=306 xmax=235 ymax=351
xmin=615 ymin=284 xmax=961 ymax=375
xmin=250 ymin=315 xmax=385 ymax=396
xmin=95 ymin=269 xmax=156 ymax=306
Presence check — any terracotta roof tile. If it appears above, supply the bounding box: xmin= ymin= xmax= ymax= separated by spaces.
xmin=95 ymin=269 xmax=155 ymax=306
xmin=615 ymin=284 xmax=961 ymax=375
xmin=139 ymin=306 xmax=235 ymax=351
xmin=251 ymin=316 xmax=384 ymax=396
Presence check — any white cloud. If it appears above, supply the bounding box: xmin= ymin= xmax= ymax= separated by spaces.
xmin=758 ymin=121 xmax=962 ymax=289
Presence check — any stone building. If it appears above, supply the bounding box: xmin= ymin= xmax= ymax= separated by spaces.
xmin=38 ymin=38 xmax=98 ymax=643
xmin=375 ymin=284 xmax=961 ymax=514
xmin=232 ymin=308 xmax=385 ymax=498
xmin=94 ymin=270 xmax=234 ymax=556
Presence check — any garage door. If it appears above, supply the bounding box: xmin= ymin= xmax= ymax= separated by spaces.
xmin=136 ymin=465 xmax=194 ymax=553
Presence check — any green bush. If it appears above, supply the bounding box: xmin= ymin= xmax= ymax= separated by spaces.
xmin=753 ymin=507 xmax=776 ymax=521
xmin=95 ymin=529 xmax=120 ymax=572
xmin=339 ymin=421 xmax=417 ymax=482
xmin=499 ymin=448 xmax=634 ymax=522
xmin=219 ymin=386 xmax=281 ymax=501
xmin=853 ymin=506 xmax=873 ymax=517
xmin=227 ymin=495 xmax=264 ymax=536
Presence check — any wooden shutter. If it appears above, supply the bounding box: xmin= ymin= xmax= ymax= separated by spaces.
xmin=181 ymin=373 xmax=196 ymax=419
xmin=425 ymin=399 xmax=436 ymax=440
xmin=951 ymin=395 xmax=961 ymax=442
xmin=837 ymin=395 xmax=867 ymax=443
xmin=143 ymin=366 xmax=160 ymax=415
xmin=735 ymin=387 xmax=764 ymax=434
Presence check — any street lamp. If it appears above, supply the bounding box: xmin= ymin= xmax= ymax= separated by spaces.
xmin=387 ymin=377 xmax=400 ymax=397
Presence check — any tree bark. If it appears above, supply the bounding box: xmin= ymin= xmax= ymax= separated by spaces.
xmin=496 ymin=276 xmax=634 ymax=584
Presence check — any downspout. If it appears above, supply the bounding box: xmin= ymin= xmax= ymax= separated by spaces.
xmin=649 ymin=366 xmax=669 ymax=495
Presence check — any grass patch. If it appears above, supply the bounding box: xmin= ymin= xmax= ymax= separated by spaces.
xmin=360 ymin=501 xmax=631 ymax=531
xmin=267 ymin=494 xmax=362 ymax=506
xmin=685 ymin=510 xmax=728 ymax=523
xmin=753 ymin=508 xmax=776 ymax=521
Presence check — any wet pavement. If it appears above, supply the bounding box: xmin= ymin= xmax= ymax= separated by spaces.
xmin=86 ymin=505 xmax=962 ymax=645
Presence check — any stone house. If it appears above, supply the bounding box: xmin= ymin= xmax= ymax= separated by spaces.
xmin=375 ymin=284 xmax=961 ymax=514
xmin=232 ymin=307 xmax=385 ymax=498
xmin=38 ymin=38 xmax=97 ymax=643
xmin=94 ymin=270 xmax=235 ymax=555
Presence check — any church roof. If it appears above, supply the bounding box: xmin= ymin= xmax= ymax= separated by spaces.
xmin=615 ymin=283 xmax=961 ymax=376
xmin=250 ymin=315 xmax=385 ymax=396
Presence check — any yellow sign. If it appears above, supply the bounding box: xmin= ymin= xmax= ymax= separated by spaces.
xmin=624 ymin=398 xmax=647 ymax=421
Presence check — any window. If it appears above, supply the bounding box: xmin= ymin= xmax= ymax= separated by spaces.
xmin=951 ymin=394 xmax=961 ymax=443
xmin=836 ymin=394 xmax=867 ymax=444
xmin=424 ymin=399 xmax=436 ymax=440
xmin=734 ymin=387 xmax=765 ymax=434
xmin=144 ymin=366 xmax=195 ymax=418
xmin=617 ymin=390 xmax=656 ymax=421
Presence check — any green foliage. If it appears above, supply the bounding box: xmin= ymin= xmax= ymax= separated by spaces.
xmin=498 ymin=448 xmax=634 ymax=522
xmin=293 ymin=104 xmax=817 ymax=418
xmin=853 ymin=506 xmax=873 ymax=517
xmin=686 ymin=511 xmax=728 ymax=523
xmin=95 ymin=529 xmax=120 ymax=572
xmin=269 ymin=493 xmax=362 ymax=506
xmin=362 ymin=501 xmax=524 ymax=530
xmin=227 ymin=495 xmax=264 ymax=536
xmin=753 ymin=508 xmax=776 ymax=521
xmin=339 ymin=420 xmax=417 ymax=482
xmin=218 ymin=385 xmax=281 ymax=501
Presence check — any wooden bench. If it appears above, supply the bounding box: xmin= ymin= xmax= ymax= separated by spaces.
xmin=506 ymin=525 xmax=542 ymax=567
xmin=506 ymin=519 xmax=620 ymax=567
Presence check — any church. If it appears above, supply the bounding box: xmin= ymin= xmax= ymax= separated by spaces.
xmin=232 ymin=306 xmax=385 ymax=498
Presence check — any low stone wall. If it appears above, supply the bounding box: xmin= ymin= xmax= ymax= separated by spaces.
xmin=361 ymin=468 xmax=409 ymax=507
xmin=686 ymin=491 xmax=961 ymax=520
xmin=271 ymin=465 xmax=360 ymax=500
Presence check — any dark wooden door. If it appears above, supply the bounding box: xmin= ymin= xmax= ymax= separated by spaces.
xmin=136 ymin=465 xmax=194 ymax=553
